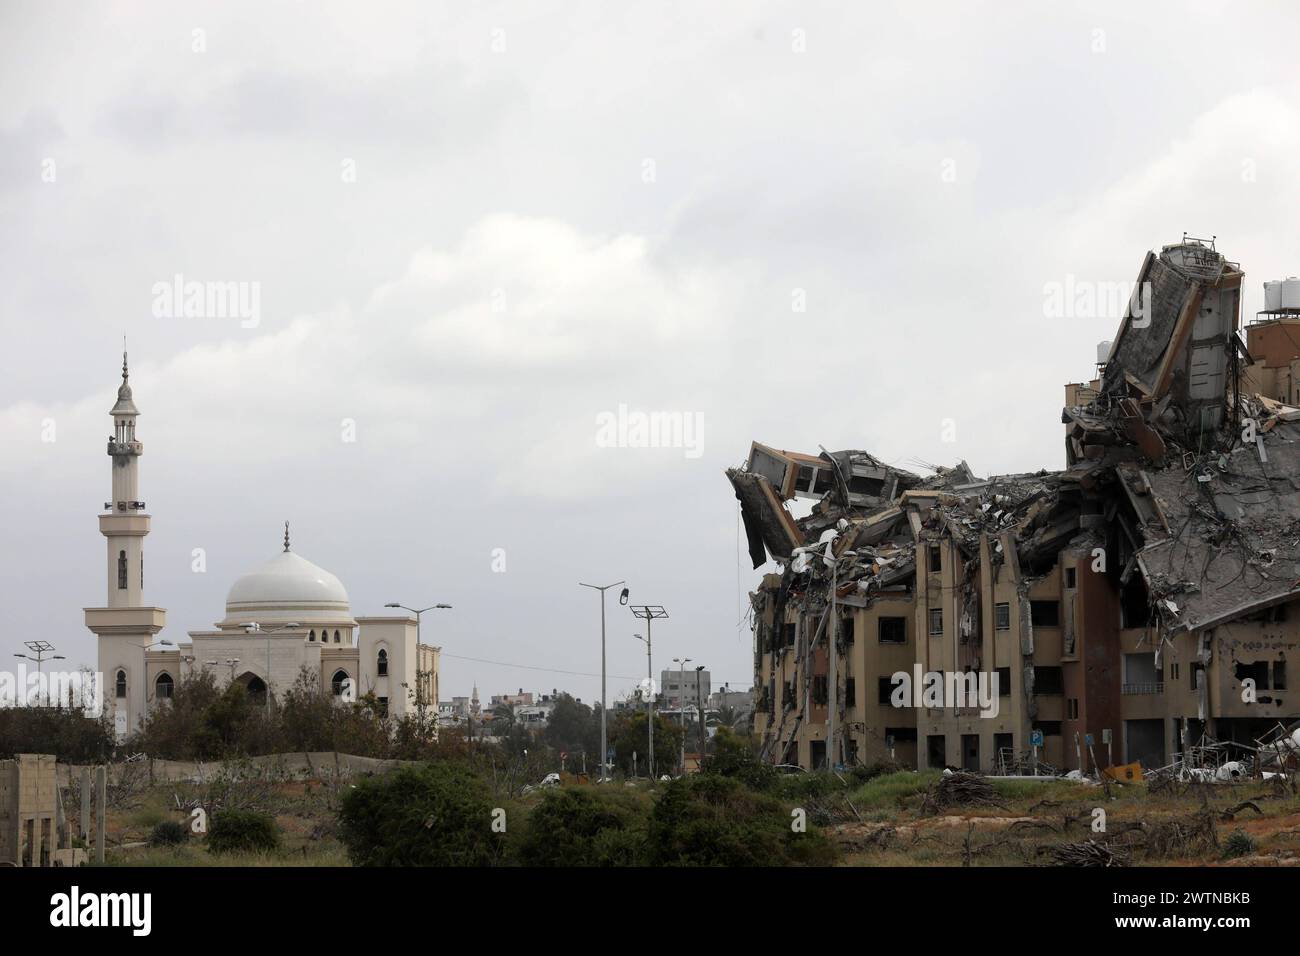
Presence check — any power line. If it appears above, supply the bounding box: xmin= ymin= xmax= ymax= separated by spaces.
xmin=440 ymin=652 xmax=749 ymax=689
xmin=440 ymin=652 xmax=640 ymax=682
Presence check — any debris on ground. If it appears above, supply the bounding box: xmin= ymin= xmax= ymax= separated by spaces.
xmin=920 ymin=771 xmax=1008 ymax=815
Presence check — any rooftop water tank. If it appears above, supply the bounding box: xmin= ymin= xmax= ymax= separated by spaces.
xmin=1264 ymin=280 xmax=1283 ymax=312
xmin=1282 ymin=277 xmax=1300 ymax=311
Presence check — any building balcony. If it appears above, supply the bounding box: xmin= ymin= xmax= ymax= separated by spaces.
xmin=1122 ymin=681 xmax=1163 ymax=695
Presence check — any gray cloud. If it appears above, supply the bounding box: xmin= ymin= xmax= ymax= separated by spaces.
xmin=3 ymin=1 xmax=1300 ymax=704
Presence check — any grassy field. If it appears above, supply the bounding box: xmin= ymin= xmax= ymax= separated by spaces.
xmin=827 ymin=771 xmax=1300 ymax=867
xmin=91 ymin=767 xmax=1300 ymax=867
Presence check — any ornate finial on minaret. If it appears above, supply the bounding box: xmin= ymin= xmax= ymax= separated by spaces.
xmin=284 ymin=521 xmax=291 ymax=552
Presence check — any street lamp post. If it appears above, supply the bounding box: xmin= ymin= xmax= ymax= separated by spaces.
xmin=631 ymin=605 xmax=667 ymax=781
xmin=579 ymin=581 xmax=628 ymax=782
xmin=695 ymin=664 xmax=706 ymax=756
xmin=672 ymin=656 xmax=691 ymax=775
xmin=242 ymin=622 xmax=301 ymax=717
xmin=14 ymin=641 xmax=65 ymax=707
xmin=384 ymin=602 xmax=452 ymax=726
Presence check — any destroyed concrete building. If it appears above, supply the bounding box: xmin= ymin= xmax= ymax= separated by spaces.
xmin=0 ymin=754 xmax=85 ymax=867
xmin=731 ymin=237 xmax=1300 ymax=774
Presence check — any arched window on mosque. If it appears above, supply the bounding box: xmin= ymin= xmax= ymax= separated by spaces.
xmin=331 ymin=670 xmax=350 ymax=697
xmin=309 ymin=630 xmax=316 ymax=642
xmin=334 ymin=629 xmax=341 ymax=644
xmin=115 ymin=670 xmax=127 ymax=699
xmin=118 ymin=550 xmax=128 ymax=589
xmin=377 ymin=649 xmax=388 ymax=677
xmin=155 ymin=672 xmax=174 ymax=700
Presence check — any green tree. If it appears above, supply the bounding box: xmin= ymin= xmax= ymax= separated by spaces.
xmin=701 ymin=726 xmax=777 ymax=791
xmin=542 ymin=693 xmax=592 ymax=754
xmin=337 ymin=763 xmax=505 ymax=866
xmin=514 ymin=787 xmax=647 ymax=866
xmin=611 ymin=711 xmax=683 ymax=777
xmin=491 ymin=701 xmax=517 ymax=735
xmin=647 ymin=774 xmax=836 ymax=866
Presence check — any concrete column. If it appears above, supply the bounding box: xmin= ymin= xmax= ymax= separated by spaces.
xmin=80 ymin=767 xmax=91 ymax=839
xmin=95 ymin=766 xmax=106 ymax=864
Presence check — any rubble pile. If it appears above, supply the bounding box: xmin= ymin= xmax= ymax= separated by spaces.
xmin=733 ymin=236 xmax=1300 ymax=773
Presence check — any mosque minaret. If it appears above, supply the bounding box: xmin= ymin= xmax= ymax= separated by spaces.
xmin=84 ymin=354 xmax=440 ymax=741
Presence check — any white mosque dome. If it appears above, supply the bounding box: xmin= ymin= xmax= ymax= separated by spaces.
xmin=223 ymin=549 xmax=353 ymax=626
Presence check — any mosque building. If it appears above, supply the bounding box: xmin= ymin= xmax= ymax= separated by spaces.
xmin=83 ymin=355 xmax=439 ymax=740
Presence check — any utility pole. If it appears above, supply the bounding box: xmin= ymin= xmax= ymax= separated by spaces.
xmin=631 ymin=605 xmax=667 ymax=781
xmin=695 ymin=665 xmax=706 ymax=756
xmin=579 ymin=581 xmax=628 ymax=782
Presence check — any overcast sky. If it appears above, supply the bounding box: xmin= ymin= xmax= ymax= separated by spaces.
xmin=3 ymin=1 xmax=1300 ymax=703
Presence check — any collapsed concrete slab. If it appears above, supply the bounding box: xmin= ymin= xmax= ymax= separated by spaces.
xmin=734 ymin=237 xmax=1300 ymax=776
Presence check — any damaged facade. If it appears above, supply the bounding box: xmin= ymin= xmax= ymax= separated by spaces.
xmin=732 ymin=237 xmax=1300 ymax=774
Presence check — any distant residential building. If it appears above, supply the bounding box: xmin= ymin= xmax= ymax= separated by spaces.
xmin=491 ymin=688 xmax=533 ymax=709
xmin=660 ymin=668 xmax=710 ymax=710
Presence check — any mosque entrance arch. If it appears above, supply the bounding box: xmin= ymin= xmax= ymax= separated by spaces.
xmin=237 ymin=672 xmax=268 ymax=707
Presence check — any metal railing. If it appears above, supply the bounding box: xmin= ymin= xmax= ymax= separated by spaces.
xmin=1122 ymin=681 xmax=1164 ymax=695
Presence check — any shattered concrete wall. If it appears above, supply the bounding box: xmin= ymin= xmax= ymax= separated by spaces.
xmin=738 ymin=237 xmax=1299 ymax=773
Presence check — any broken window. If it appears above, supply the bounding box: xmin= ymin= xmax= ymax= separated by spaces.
xmin=1233 ymin=660 xmax=1270 ymax=690
xmin=1067 ymin=697 xmax=1079 ymax=720
xmin=1065 ymin=567 xmax=1077 ymax=589
xmin=994 ymin=602 xmax=1011 ymax=630
xmin=878 ymin=616 xmax=906 ymax=644
xmin=1191 ymin=661 xmax=1205 ymax=690
xmin=1033 ymin=666 xmax=1064 ymax=695
xmin=1030 ymin=600 xmax=1060 ymax=627
xmin=928 ymin=544 xmax=942 ymax=573
xmin=928 ymin=608 xmax=943 ymax=636
xmin=782 ymin=622 xmax=796 ymax=649
xmin=1120 ymin=575 xmax=1149 ymax=629
xmin=996 ymin=666 xmax=1011 ymax=696
xmin=840 ymin=616 xmax=855 ymax=644
xmin=849 ymin=475 xmax=885 ymax=497
xmin=1274 ymin=660 xmax=1287 ymax=690
xmin=844 ymin=678 xmax=856 ymax=706
xmin=878 ymin=676 xmax=896 ymax=705
xmin=886 ymin=726 xmax=917 ymax=743
xmin=812 ymin=674 xmax=828 ymax=706
xmin=1033 ymin=721 xmax=1062 ymax=737
xmin=1123 ymin=652 xmax=1161 ymax=691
